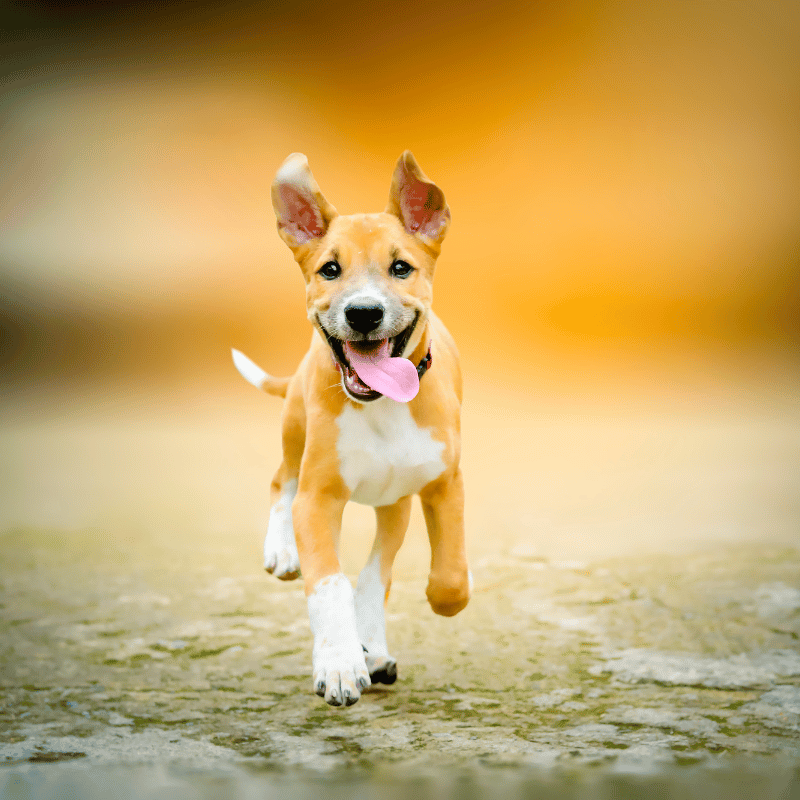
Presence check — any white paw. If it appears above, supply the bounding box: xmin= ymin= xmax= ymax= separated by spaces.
xmin=312 ymin=642 xmax=371 ymax=706
xmin=263 ymin=536 xmax=300 ymax=580
xmin=264 ymin=479 xmax=299 ymax=580
xmin=308 ymin=573 xmax=371 ymax=706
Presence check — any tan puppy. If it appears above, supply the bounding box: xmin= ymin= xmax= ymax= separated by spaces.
xmin=233 ymin=152 xmax=470 ymax=707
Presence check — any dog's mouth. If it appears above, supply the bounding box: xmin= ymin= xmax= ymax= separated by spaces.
xmin=319 ymin=313 xmax=419 ymax=402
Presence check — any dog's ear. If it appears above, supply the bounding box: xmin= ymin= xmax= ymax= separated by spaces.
xmin=271 ymin=153 xmax=338 ymax=252
xmin=386 ymin=151 xmax=450 ymax=248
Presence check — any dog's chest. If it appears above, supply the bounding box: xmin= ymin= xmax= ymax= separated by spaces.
xmin=335 ymin=401 xmax=445 ymax=507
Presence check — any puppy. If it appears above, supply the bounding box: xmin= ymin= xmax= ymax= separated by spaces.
xmin=233 ymin=152 xmax=470 ymax=706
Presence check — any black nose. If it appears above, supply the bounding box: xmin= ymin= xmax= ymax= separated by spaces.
xmin=345 ymin=304 xmax=384 ymax=334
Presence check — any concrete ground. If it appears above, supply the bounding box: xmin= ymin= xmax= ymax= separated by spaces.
xmin=1 ymin=371 xmax=799 ymax=795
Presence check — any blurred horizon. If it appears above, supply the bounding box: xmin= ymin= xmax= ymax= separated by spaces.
xmin=0 ymin=0 xmax=798 ymax=612
xmin=2 ymin=0 xmax=799 ymax=418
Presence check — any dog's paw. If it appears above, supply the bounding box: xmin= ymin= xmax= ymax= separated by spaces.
xmin=263 ymin=538 xmax=301 ymax=581
xmin=313 ymin=647 xmax=371 ymax=706
xmin=368 ymin=657 xmax=398 ymax=685
xmin=362 ymin=645 xmax=397 ymax=685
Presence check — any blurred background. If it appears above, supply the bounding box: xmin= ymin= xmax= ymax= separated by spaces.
xmin=1 ymin=1 xmax=799 ymax=561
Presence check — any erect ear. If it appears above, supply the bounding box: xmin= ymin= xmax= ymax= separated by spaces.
xmin=271 ymin=153 xmax=338 ymax=252
xmin=386 ymin=151 xmax=450 ymax=248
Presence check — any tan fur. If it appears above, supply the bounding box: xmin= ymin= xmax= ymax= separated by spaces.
xmin=262 ymin=375 xmax=289 ymax=398
xmin=259 ymin=151 xmax=469 ymax=617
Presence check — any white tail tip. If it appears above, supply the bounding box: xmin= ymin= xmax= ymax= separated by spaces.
xmin=232 ymin=348 xmax=267 ymax=389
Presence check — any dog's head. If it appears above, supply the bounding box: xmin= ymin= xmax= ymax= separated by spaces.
xmin=271 ymin=151 xmax=450 ymax=402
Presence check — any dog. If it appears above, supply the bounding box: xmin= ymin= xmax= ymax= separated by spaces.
xmin=232 ymin=151 xmax=470 ymax=707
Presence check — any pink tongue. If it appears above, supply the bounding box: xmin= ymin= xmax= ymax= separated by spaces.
xmin=345 ymin=340 xmax=419 ymax=402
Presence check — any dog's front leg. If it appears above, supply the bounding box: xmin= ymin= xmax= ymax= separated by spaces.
xmin=292 ymin=479 xmax=370 ymax=706
xmin=420 ymin=470 xmax=471 ymax=617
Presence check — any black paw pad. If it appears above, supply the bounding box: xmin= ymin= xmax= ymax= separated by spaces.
xmin=370 ymin=662 xmax=398 ymax=685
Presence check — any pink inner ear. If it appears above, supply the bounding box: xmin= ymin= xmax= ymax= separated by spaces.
xmin=399 ymin=174 xmax=445 ymax=236
xmin=279 ymin=184 xmax=324 ymax=242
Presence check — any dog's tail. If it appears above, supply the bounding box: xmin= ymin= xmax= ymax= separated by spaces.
xmin=232 ymin=349 xmax=290 ymax=398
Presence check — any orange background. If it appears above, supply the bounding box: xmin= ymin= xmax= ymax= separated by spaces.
xmin=2 ymin=0 xmax=798 ymax=410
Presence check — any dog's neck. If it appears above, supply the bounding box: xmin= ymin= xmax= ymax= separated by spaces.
xmin=406 ymin=320 xmax=432 ymax=371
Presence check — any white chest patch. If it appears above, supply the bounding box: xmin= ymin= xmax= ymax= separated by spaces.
xmin=336 ymin=400 xmax=446 ymax=507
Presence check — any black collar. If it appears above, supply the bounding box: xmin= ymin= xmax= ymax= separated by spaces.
xmin=416 ymin=343 xmax=432 ymax=380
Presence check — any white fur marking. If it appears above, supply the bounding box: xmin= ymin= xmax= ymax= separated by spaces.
xmin=355 ymin=551 xmax=392 ymax=673
xmin=264 ymin=479 xmax=299 ymax=579
xmin=274 ymin=154 xmax=308 ymax=186
xmin=232 ymin=349 xmax=266 ymax=390
xmin=336 ymin=401 xmax=446 ymax=507
xmin=346 ymin=288 xmax=390 ymax=307
xmin=308 ymin=573 xmax=370 ymax=705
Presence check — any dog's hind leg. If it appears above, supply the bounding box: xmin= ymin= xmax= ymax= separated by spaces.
xmin=264 ymin=386 xmax=305 ymax=581
xmin=264 ymin=463 xmax=301 ymax=580
xmin=355 ymin=496 xmax=412 ymax=684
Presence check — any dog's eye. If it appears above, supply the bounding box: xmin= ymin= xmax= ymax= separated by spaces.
xmin=318 ymin=261 xmax=341 ymax=280
xmin=389 ymin=260 xmax=414 ymax=278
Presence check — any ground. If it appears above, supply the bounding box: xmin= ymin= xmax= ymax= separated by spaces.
xmin=1 ymin=375 xmax=798 ymax=796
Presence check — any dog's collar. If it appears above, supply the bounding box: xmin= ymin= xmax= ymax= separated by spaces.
xmin=416 ymin=343 xmax=432 ymax=380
